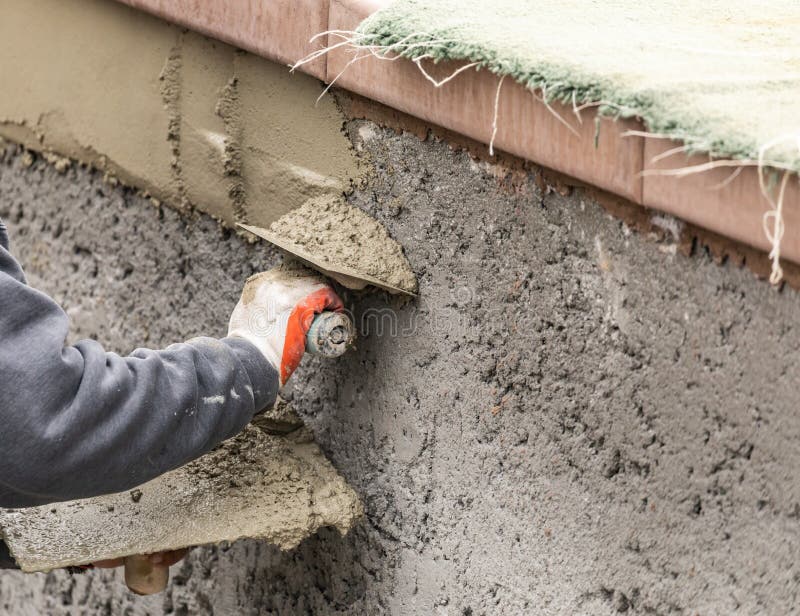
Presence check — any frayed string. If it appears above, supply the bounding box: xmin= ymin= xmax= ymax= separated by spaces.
xmin=708 ymin=166 xmax=743 ymax=190
xmin=489 ymin=75 xmax=505 ymax=156
xmin=762 ymin=171 xmax=790 ymax=285
xmin=631 ymin=129 xmax=799 ymax=285
xmin=534 ymin=85 xmax=579 ymax=137
xmin=414 ymin=56 xmax=480 ymax=87
xmin=758 ymin=133 xmax=800 ymax=285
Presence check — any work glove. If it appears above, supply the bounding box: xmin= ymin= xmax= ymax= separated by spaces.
xmin=228 ymin=265 xmax=344 ymax=386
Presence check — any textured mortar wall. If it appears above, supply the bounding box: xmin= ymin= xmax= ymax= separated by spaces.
xmin=1 ymin=121 xmax=800 ymax=615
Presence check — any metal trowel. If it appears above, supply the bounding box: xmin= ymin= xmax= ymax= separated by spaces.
xmin=237 ymin=194 xmax=417 ymax=295
xmin=239 ymin=223 xmax=416 ymax=295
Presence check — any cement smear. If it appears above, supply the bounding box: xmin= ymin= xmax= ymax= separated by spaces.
xmin=0 ymin=0 xmax=363 ymax=227
xmin=0 ymin=423 xmax=362 ymax=572
xmin=267 ymin=195 xmax=418 ymax=294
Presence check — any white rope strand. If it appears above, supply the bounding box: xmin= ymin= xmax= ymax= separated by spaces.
xmin=414 ymin=57 xmax=480 ymax=87
xmin=762 ymin=171 xmax=791 ymax=285
xmin=489 ymin=75 xmax=506 ymax=156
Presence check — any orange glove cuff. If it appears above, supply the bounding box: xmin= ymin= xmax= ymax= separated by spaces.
xmin=280 ymin=287 xmax=344 ymax=384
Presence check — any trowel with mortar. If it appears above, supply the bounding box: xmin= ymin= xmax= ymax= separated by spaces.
xmin=0 ymin=196 xmax=417 ymax=596
xmin=238 ymin=194 xmax=418 ymax=296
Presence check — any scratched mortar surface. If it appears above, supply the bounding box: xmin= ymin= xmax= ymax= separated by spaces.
xmin=0 ymin=0 xmax=363 ymax=228
xmin=1 ymin=422 xmax=363 ymax=572
xmin=2 ymin=122 xmax=800 ymax=614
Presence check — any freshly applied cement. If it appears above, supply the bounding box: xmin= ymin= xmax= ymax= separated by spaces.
xmin=0 ymin=0 xmax=364 ymax=227
xmin=1 ymin=423 xmax=362 ymax=572
xmin=265 ymin=195 xmax=418 ymax=294
xmin=358 ymin=0 xmax=800 ymax=171
xmin=3 ymin=119 xmax=800 ymax=614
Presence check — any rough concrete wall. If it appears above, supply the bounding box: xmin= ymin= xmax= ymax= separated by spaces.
xmin=2 ymin=120 xmax=800 ymax=615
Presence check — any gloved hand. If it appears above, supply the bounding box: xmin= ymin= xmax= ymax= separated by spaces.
xmin=228 ymin=265 xmax=343 ymax=386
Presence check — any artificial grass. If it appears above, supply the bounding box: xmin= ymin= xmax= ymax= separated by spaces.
xmin=356 ymin=0 xmax=800 ymax=171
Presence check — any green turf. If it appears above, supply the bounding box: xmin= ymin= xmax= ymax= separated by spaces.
xmin=356 ymin=1 xmax=800 ymax=171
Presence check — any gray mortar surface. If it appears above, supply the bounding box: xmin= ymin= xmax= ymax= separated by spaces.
xmin=1 ymin=120 xmax=800 ymax=615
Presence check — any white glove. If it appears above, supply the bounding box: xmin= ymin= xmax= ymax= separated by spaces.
xmin=228 ymin=266 xmax=343 ymax=386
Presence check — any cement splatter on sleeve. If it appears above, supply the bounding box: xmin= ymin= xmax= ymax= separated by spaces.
xmin=0 ymin=239 xmax=278 ymax=509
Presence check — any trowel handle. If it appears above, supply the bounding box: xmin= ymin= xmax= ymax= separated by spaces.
xmin=124 ymin=554 xmax=169 ymax=595
xmin=306 ymin=311 xmax=355 ymax=358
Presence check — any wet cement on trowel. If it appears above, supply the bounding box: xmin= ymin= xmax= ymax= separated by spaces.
xmin=268 ymin=195 xmax=418 ymax=294
xmin=0 ymin=403 xmax=363 ymax=572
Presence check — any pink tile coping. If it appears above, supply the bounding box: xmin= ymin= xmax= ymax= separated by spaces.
xmin=114 ymin=0 xmax=799 ymax=270
xmin=643 ymin=140 xmax=800 ymax=266
xmin=116 ymin=0 xmax=329 ymax=80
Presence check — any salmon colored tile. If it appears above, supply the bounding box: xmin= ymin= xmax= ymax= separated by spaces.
xmin=643 ymin=139 xmax=800 ymax=264
xmin=328 ymin=0 xmax=644 ymax=203
xmin=116 ymin=0 xmax=329 ymax=79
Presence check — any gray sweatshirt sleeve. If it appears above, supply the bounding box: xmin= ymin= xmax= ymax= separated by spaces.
xmin=0 ymin=221 xmax=278 ymax=515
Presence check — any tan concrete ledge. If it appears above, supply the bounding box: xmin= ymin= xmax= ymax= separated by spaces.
xmin=114 ymin=0 xmax=799 ymax=269
xmin=0 ymin=0 xmax=363 ymax=231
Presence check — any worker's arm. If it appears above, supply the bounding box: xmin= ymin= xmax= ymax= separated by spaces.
xmin=0 ymin=250 xmax=276 ymax=510
xmin=0 ymin=224 xmax=340 ymax=514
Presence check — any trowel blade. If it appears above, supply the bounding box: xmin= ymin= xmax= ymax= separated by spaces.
xmin=238 ymin=223 xmax=415 ymax=296
xmin=0 ymin=426 xmax=362 ymax=572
